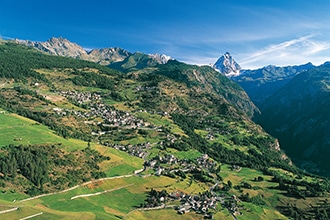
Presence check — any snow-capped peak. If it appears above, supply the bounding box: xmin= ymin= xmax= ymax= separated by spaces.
xmin=213 ymin=52 xmax=241 ymax=77
xmin=149 ymin=53 xmax=172 ymax=64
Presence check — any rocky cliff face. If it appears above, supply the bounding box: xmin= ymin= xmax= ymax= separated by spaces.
xmin=17 ymin=37 xmax=89 ymax=59
xmin=87 ymin=47 xmax=132 ymax=65
xmin=213 ymin=52 xmax=241 ymax=77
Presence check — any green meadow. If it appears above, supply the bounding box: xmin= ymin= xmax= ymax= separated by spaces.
xmin=1 ymin=175 xmax=208 ymax=219
xmin=0 ymin=112 xmax=85 ymax=149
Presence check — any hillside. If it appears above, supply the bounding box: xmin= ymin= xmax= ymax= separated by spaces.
xmin=0 ymin=41 xmax=329 ymax=219
xmin=257 ymin=63 xmax=330 ymax=177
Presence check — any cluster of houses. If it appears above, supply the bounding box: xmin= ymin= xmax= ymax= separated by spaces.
xmin=141 ymin=152 xmax=244 ymax=218
xmin=59 ymin=90 xmax=101 ymax=105
xmin=88 ymin=103 xmax=149 ymax=129
xmin=175 ymin=192 xmax=218 ymax=216
xmin=196 ymin=154 xmax=217 ymax=171
xmin=53 ymin=90 xmax=156 ymax=135
xmin=107 ymin=142 xmax=152 ymax=159
xmin=143 ymin=153 xmax=220 ymax=179
xmin=169 ymin=190 xmax=241 ymax=218
xmin=145 ymin=153 xmax=198 ymax=176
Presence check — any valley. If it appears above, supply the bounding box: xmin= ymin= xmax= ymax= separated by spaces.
xmin=216 ymin=51 xmax=330 ymax=178
xmin=0 ymin=40 xmax=329 ymax=219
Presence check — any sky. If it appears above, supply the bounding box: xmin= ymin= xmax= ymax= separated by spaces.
xmin=1 ymin=0 xmax=330 ymax=69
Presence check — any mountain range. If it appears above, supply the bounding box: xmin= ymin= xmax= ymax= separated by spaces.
xmin=231 ymin=63 xmax=315 ymax=108
xmin=214 ymin=52 xmax=330 ymax=176
xmin=16 ymin=37 xmax=172 ymax=67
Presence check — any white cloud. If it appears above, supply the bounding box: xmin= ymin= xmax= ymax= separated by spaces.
xmin=237 ymin=35 xmax=330 ymax=69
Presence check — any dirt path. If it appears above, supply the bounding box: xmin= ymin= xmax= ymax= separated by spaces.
xmin=18 ymin=212 xmax=43 ymax=220
xmin=18 ymin=170 xmax=143 ymax=203
xmin=70 ymin=183 xmax=134 ymax=200
xmin=0 ymin=207 xmax=19 ymax=214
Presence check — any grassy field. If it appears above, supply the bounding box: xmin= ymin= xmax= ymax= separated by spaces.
xmin=0 ymin=112 xmax=80 ymax=147
xmin=135 ymin=111 xmax=185 ymax=136
xmin=238 ymin=202 xmax=288 ymax=220
xmin=0 ymin=175 xmax=209 ymax=219
xmin=94 ymin=145 xmax=143 ymax=176
xmin=126 ymin=209 xmax=204 ymax=220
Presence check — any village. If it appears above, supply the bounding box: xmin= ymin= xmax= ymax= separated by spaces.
xmin=53 ymin=90 xmax=158 ymax=132
xmin=51 ymin=90 xmax=242 ymax=219
xmin=141 ymin=152 xmax=243 ymax=219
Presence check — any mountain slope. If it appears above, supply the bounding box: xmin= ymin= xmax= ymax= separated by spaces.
xmin=258 ymin=63 xmax=330 ymax=176
xmin=108 ymin=52 xmax=164 ymax=72
xmin=152 ymin=60 xmax=259 ymax=117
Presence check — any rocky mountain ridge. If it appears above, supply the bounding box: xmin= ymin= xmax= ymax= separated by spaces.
xmin=232 ymin=62 xmax=315 ymax=107
xmin=212 ymin=52 xmax=316 ymax=107
xmin=16 ymin=37 xmax=172 ymax=66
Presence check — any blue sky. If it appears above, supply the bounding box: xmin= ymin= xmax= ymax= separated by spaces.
xmin=1 ymin=0 xmax=330 ymax=69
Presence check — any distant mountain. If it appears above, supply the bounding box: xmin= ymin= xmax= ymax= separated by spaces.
xmin=109 ymin=52 xmax=172 ymax=72
xmin=88 ymin=47 xmax=132 ymax=65
xmin=213 ymin=52 xmax=241 ymax=77
xmin=16 ymin=37 xmax=171 ymax=67
xmin=231 ymin=63 xmax=315 ymax=108
xmin=213 ymin=52 xmax=315 ymax=108
xmin=16 ymin=37 xmax=89 ymax=59
xmin=258 ymin=63 xmax=330 ymax=176
xmin=149 ymin=53 xmax=172 ymax=64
